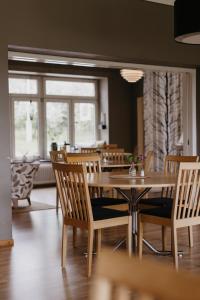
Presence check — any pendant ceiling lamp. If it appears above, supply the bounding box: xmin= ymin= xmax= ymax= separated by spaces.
xmin=174 ymin=0 xmax=200 ymax=44
xmin=120 ymin=69 xmax=144 ymax=83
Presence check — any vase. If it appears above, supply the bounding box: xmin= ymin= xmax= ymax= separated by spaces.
xmin=129 ymin=164 xmax=136 ymax=176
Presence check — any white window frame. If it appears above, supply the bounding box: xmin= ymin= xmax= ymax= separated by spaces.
xmin=43 ymin=76 xmax=97 ymax=99
xmin=73 ymin=99 xmax=98 ymax=147
xmin=44 ymin=98 xmax=72 ymax=158
xmin=10 ymin=96 xmax=41 ymax=158
xmin=9 ymin=74 xmax=99 ymax=159
xmin=9 ymin=74 xmax=41 ymax=97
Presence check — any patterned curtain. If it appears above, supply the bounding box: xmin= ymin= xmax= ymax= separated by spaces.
xmin=143 ymin=71 xmax=183 ymax=172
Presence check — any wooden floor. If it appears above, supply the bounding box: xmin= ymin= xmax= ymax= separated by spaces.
xmin=1 ymin=192 xmax=200 ymax=299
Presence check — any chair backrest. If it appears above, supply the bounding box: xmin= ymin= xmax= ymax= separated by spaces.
xmin=162 ymin=155 xmax=199 ymax=198
xmin=144 ymin=151 xmax=154 ymax=173
xmin=173 ymin=162 xmax=200 ymax=223
xmin=164 ymin=155 xmax=199 ymax=175
xmin=81 ymin=147 xmax=97 ymax=153
xmin=66 ymin=153 xmax=101 ymax=173
xmin=49 ymin=150 xmax=67 ymax=162
xmin=91 ymin=248 xmax=200 ymax=300
xmin=11 ymin=162 xmax=40 ymax=200
xmin=101 ymin=149 xmax=125 ymax=162
xmin=67 ymin=153 xmax=102 ymax=198
xmin=52 ymin=162 xmax=93 ymax=226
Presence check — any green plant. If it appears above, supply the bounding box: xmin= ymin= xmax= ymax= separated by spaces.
xmin=127 ymin=154 xmax=144 ymax=165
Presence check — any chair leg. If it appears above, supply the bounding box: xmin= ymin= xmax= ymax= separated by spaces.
xmin=188 ymin=226 xmax=194 ymax=248
xmin=27 ymin=197 xmax=31 ymax=206
xmin=73 ymin=227 xmax=77 ymax=248
xmin=56 ymin=188 xmax=59 ymax=211
xmin=12 ymin=199 xmax=18 ymax=208
xmin=61 ymin=224 xmax=67 ymax=268
xmin=96 ymin=229 xmax=102 ymax=256
xmin=171 ymin=227 xmax=178 ymax=270
xmin=87 ymin=228 xmax=94 ymax=277
xmin=138 ymin=216 xmax=143 ymax=259
xmin=127 ymin=216 xmax=132 ymax=257
xmin=162 ymin=226 xmax=167 ymax=251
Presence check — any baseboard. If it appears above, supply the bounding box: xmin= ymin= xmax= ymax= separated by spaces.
xmin=0 ymin=239 xmax=14 ymax=247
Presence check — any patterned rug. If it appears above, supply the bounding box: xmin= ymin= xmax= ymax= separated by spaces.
xmin=12 ymin=201 xmax=56 ymax=213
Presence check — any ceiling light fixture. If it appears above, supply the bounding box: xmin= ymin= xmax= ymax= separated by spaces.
xmin=72 ymin=62 xmax=96 ymax=67
xmin=44 ymin=59 xmax=69 ymax=65
xmin=12 ymin=56 xmax=37 ymax=62
xmin=120 ymin=69 xmax=144 ymax=83
xmin=174 ymin=0 xmax=200 ymax=44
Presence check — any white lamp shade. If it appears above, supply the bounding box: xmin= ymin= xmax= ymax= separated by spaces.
xmin=120 ymin=69 xmax=144 ymax=83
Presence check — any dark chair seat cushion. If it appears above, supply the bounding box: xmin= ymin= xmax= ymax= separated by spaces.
xmin=91 ymin=197 xmax=127 ymax=207
xmin=140 ymin=197 xmax=173 ymax=207
xmin=140 ymin=206 xmax=172 ymax=219
xmin=92 ymin=207 xmax=129 ymax=221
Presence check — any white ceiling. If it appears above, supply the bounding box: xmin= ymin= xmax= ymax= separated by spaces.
xmin=145 ymin=0 xmax=174 ymax=5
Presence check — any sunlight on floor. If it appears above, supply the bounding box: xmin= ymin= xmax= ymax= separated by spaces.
xmin=31 ymin=186 xmax=57 ymax=206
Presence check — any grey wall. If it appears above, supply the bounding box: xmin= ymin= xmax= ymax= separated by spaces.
xmin=1 ymin=0 xmax=200 ymax=241
xmin=0 ymin=46 xmax=12 ymax=240
xmin=3 ymin=0 xmax=200 ymax=67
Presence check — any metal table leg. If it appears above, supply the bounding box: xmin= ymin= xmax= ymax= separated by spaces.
xmin=114 ymin=187 xmax=183 ymax=257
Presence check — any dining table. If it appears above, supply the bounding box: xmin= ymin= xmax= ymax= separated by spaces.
xmin=87 ymin=171 xmax=177 ymax=255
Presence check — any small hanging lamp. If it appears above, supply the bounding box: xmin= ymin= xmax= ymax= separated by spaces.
xmin=120 ymin=69 xmax=144 ymax=83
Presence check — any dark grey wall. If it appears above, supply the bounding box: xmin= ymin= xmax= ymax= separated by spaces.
xmin=1 ymin=0 xmax=200 ymax=241
xmin=9 ymin=61 xmax=137 ymax=152
xmin=2 ymin=0 xmax=200 ymax=67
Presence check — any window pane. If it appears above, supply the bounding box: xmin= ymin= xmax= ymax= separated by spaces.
xmin=9 ymin=78 xmax=38 ymax=94
xmin=45 ymin=80 xmax=95 ymax=97
xmin=14 ymin=101 xmax=39 ymax=157
xmin=74 ymin=103 xmax=96 ymax=146
xmin=46 ymin=102 xmax=69 ymax=154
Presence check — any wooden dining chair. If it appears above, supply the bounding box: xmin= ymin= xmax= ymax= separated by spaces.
xmin=138 ymin=162 xmax=200 ymax=270
xmin=49 ymin=150 xmax=67 ymax=162
xmin=50 ymin=149 xmax=67 ymax=210
xmin=66 ymin=153 xmax=128 ymax=248
xmin=140 ymin=155 xmax=199 ymax=249
xmin=52 ymin=163 xmax=132 ymax=277
xmin=101 ymin=149 xmax=125 ymax=163
xmin=91 ymin=248 xmax=200 ymax=300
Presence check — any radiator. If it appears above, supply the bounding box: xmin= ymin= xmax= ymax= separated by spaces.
xmin=34 ymin=162 xmax=56 ymax=185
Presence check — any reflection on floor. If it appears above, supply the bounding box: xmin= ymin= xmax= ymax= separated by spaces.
xmin=31 ymin=186 xmax=57 ymax=206
xmin=1 ymin=187 xmax=200 ymax=300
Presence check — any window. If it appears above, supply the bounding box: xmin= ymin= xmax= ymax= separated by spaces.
xmin=13 ymin=100 xmax=39 ymax=157
xmin=9 ymin=78 xmax=38 ymax=94
xmin=45 ymin=79 xmax=95 ymax=97
xmin=46 ymin=101 xmax=70 ymax=154
xmin=74 ymin=102 xmax=96 ymax=146
xmin=9 ymin=75 xmax=98 ymax=158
